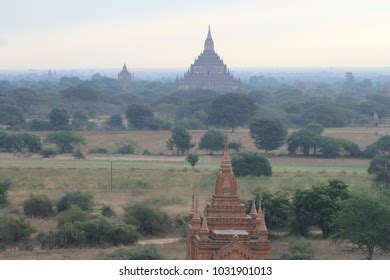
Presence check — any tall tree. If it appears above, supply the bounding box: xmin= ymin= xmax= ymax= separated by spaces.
xmin=49 ymin=108 xmax=70 ymax=129
xmin=207 ymin=93 xmax=256 ymax=131
xmin=332 ymin=193 xmax=390 ymax=259
xmin=250 ymin=118 xmax=287 ymax=152
xmin=166 ymin=127 xmax=194 ymax=155
xmin=198 ymin=130 xmax=224 ymax=155
xmin=125 ymin=104 xmax=154 ymax=129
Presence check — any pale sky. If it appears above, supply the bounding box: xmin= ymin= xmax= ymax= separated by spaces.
xmin=0 ymin=0 xmax=390 ymax=69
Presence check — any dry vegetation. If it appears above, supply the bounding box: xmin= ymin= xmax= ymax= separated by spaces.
xmin=0 ymin=127 xmax=389 ymax=260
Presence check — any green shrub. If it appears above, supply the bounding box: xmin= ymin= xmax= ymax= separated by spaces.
xmin=174 ymin=214 xmax=190 ymax=237
xmin=57 ymin=207 xmax=88 ymax=228
xmin=246 ymin=191 xmax=292 ymax=230
xmin=88 ymin=147 xmax=108 ymax=154
xmin=280 ymin=239 xmax=314 ymax=260
xmin=232 ymin=152 xmax=272 ymax=177
xmin=23 ymin=195 xmax=55 ymax=218
xmin=0 ymin=179 xmax=11 ymax=207
xmin=101 ymin=206 xmax=115 ymax=218
xmin=72 ymin=148 xmax=85 ymax=159
xmin=0 ymin=215 xmax=34 ymax=246
xmin=57 ymin=192 xmax=94 ymax=213
xmin=115 ymin=139 xmax=136 ymax=155
xmin=40 ymin=147 xmax=57 ymax=158
xmin=38 ymin=218 xmax=138 ymax=249
xmin=104 ymin=246 xmax=166 ymax=260
xmin=124 ymin=205 xmax=173 ymax=236
xmin=142 ymin=149 xmax=153 ymax=155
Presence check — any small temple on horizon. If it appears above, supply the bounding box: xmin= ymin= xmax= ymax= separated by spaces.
xmin=118 ymin=63 xmax=132 ymax=82
xmin=186 ymin=137 xmax=271 ymax=260
xmin=177 ymin=26 xmax=240 ymax=92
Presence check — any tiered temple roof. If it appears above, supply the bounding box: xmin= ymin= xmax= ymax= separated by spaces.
xmin=186 ymin=136 xmax=271 ymax=260
xmin=178 ymin=26 xmax=240 ymax=92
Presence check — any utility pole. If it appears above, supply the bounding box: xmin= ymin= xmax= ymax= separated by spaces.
xmin=110 ymin=161 xmax=113 ymax=192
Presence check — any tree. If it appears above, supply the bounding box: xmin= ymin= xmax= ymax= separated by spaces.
xmin=0 ymin=104 xmax=25 ymax=127
xmin=45 ymin=131 xmax=86 ymax=153
xmin=231 ymin=152 xmax=272 ymax=177
xmin=365 ymin=135 xmax=390 ymax=157
xmin=71 ymin=111 xmax=89 ymax=130
xmin=287 ymin=129 xmax=321 ymax=156
xmin=367 ymin=155 xmax=390 ymax=189
xmin=49 ymin=108 xmax=70 ymax=129
xmin=293 ymin=180 xmax=349 ymax=237
xmin=0 ymin=179 xmax=11 ymax=207
xmin=125 ymin=104 xmax=154 ymax=129
xmin=21 ymin=133 xmax=42 ymax=153
xmin=250 ymin=191 xmax=292 ymax=230
xmin=186 ymin=153 xmax=199 ymax=170
xmin=107 ymin=114 xmax=123 ymax=129
xmin=299 ymin=104 xmax=348 ymax=127
xmin=250 ymin=118 xmax=287 ymax=152
xmin=207 ymin=93 xmax=256 ymax=131
xmin=198 ymin=130 xmax=224 ymax=155
xmin=166 ymin=127 xmax=194 ymax=155
xmin=317 ymin=136 xmax=342 ymax=158
xmin=332 ymin=193 xmax=390 ymax=259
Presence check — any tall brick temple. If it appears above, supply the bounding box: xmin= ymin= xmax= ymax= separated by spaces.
xmin=177 ymin=26 xmax=240 ymax=91
xmin=186 ymin=138 xmax=271 ymax=260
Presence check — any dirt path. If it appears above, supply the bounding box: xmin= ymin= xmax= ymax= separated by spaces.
xmin=139 ymin=237 xmax=181 ymax=245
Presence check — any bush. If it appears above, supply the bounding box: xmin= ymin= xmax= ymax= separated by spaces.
xmin=0 ymin=179 xmax=11 ymax=207
xmin=247 ymin=192 xmax=292 ymax=230
xmin=367 ymin=155 xmax=390 ymax=188
xmin=231 ymin=152 xmax=272 ymax=177
xmin=45 ymin=131 xmax=86 ymax=153
xmin=0 ymin=215 xmax=34 ymax=246
xmin=101 ymin=206 xmax=115 ymax=218
xmin=57 ymin=192 xmax=94 ymax=213
xmin=174 ymin=214 xmax=190 ymax=238
xmin=57 ymin=207 xmax=88 ymax=228
xmin=38 ymin=218 xmax=138 ymax=249
xmin=23 ymin=195 xmax=55 ymax=218
xmin=28 ymin=119 xmax=52 ymax=131
xmin=280 ymin=239 xmax=314 ymax=260
xmin=40 ymin=148 xmax=57 ymax=158
xmin=88 ymin=147 xmax=108 ymax=154
xmin=124 ymin=205 xmax=173 ymax=236
xmin=104 ymin=246 xmax=166 ymax=260
xmin=72 ymin=148 xmax=85 ymax=159
xmin=115 ymin=139 xmax=136 ymax=155
xmin=364 ymin=135 xmax=390 ymax=157
xmin=142 ymin=149 xmax=153 ymax=155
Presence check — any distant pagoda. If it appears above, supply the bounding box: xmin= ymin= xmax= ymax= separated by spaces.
xmin=186 ymin=136 xmax=271 ymax=260
xmin=177 ymin=26 xmax=240 ymax=92
xmin=118 ymin=63 xmax=132 ymax=82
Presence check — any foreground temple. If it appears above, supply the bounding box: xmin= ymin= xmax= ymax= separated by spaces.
xmin=186 ymin=138 xmax=271 ymax=260
xmin=177 ymin=26 xmax=240 ymax=91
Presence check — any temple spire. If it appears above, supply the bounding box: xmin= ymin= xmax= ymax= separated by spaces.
xmin=204 ymin=25 xmax=214 ymax=52
xmin=250 ymin=197 xmax=257 ymax=218
xmin=189 ymin=194 xmax=195 ymax=218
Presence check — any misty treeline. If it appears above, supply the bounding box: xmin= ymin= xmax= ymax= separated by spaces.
xmin=0 ymin=71 xmax=389 ymax=131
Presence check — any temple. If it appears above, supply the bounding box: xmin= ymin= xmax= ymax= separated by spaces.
xmin=186 ymin=136 xmax=271 ymax=260
xmin=177 ymin=26 xmax=240 ymax=92
xmin=118 ymin=63 xmax=132 ymax=83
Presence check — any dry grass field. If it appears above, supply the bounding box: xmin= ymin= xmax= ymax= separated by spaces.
xmin=28 ymin=126 xmax=390 ymax=154
xmin=0 ymin=126 xmax=389 ymax=260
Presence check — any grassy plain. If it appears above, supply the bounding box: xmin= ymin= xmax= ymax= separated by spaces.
xmin=0 ymin=126 xmax=389 ymax=260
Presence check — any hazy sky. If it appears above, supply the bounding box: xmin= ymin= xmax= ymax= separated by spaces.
xmin=1 ymin=0 xmax=390 ymax=69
